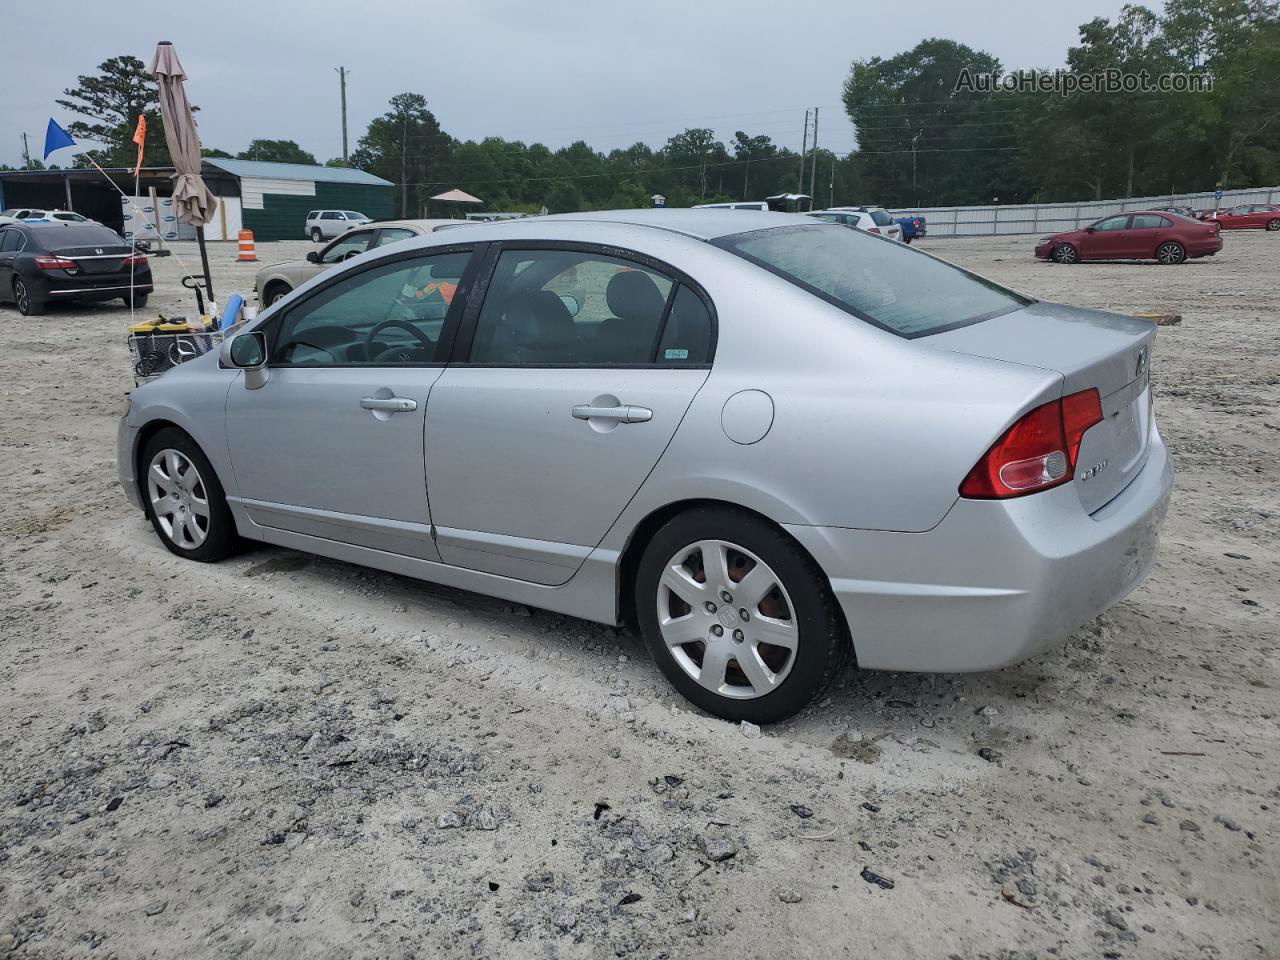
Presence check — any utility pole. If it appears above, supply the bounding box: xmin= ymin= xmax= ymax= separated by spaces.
xmin=21 ymin=133 xmax=31 ymax=169
xmin=335 ymin=66 xmax=350 ymax=163
xmin=911 ymin=130 xmax=922 ymax=207
xmin=830 ymin=154 xmax=835 ymax=207
xmin=809 ymin=107 xmax=819 ymax=199
xmin=742 ymin=149 xmax=749 ymax=200
xmin=400 ymin=112 xmax=408 ymax=217
xmin=797 ymin=109 xmax=809 ymax=194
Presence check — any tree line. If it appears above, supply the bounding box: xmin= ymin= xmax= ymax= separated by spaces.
xmin=15 ymin=0 xmax=1277 ymax=212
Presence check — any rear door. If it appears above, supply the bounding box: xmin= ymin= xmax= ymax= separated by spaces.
xmin=0 ymin=228 xmax=22 ymax=293
xmin=423 ymin=243 xmax=715 ymax=585
xmin=1128 ymin=213 xmax=1171 ymax=258
xmin=225 ymin=245 xmax=481 ymax=556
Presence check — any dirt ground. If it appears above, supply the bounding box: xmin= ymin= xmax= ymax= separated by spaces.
xmin=0 ymin=230 xmax=1276 ymax=960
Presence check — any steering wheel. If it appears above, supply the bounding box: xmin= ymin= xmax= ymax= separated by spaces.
xmin=365 ymin=317 xmax=434 ymax=360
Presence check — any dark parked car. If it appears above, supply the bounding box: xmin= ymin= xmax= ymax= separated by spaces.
xmin=895 ymin=214 xmax=927 ymax=243
xmin=1034 ymin=210 xmax=1223 ymax=265
xmin=0 ymin=222 xmax=152 ymax=315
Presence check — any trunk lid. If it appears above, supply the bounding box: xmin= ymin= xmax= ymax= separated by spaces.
xmin=929 ymin=302 xmax=1155 ymax=513
xmin=54 ymin=243 xmax=132 ymax=274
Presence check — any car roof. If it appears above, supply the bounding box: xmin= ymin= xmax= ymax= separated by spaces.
xmin=504 ymin=208 xmax=821 ymax=241
xmin=371 ymin=218 xmax=477 ymax=232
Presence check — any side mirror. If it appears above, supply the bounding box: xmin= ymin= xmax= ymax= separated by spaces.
xmin=221 ymin=330 xmax=269 ymax=389
xmin=306 ymin=251 xmax=320 ymax=263
xmin=1085 ymin=226 xmax=1097 ymax=234
xmin=559 ymin=294 xmax=580 ymax=318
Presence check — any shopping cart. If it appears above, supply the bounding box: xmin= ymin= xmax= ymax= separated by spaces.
xmin=127 ymin=316 xmax=222 ymax=384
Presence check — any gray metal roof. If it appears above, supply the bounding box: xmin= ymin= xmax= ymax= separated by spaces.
xmin=202 ymin=157 xmax=392 ymax=187
xmin=529 ymin=208 xmax=819 ymax=240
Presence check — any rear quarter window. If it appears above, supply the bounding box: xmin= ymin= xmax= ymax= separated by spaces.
xmin=716 ymin=223 xmax=1031 ymax=338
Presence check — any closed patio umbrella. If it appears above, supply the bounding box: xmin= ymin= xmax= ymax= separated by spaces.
xmin=149 ymin=41 xmax=218 ymax=302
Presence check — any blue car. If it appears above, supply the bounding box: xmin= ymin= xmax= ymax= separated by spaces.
xmin=895 ymin=214 xmax=927 ymax=243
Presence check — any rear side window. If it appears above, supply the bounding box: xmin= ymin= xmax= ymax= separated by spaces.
xmin=0 ymin=229 xmax=21 ymax=252
xmin=716 ymin=223 xmax=1030 ymax=338
xmin=1131 ymin=214 xmax=1170 ymax=229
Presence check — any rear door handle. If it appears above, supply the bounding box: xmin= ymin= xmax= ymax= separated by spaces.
xmin=360 ymin=396 xmax=417 ymax=412
xmin=572 ymin=403 xmax=652 ymax=424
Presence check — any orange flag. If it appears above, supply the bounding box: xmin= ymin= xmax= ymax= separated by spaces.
xmin=131 ymin=115 xmax=147 ymax=177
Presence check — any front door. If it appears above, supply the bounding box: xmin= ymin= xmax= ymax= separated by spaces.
xmin=424 ymin=245 xmax=716 ymax=585
xmin=1081 ymin=214 xmax=1133 ymax=259
xmin=225 ymin=246 xmax=477 ymax=558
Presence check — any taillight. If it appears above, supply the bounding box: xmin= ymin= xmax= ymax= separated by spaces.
xmin=124 ymin=254 xmax=148 ymax=266
xmin=959 ymin=389 xmax=1104 ymax=499
xmin=867 ymin=226 xmax=881 ymax=234
xmin=34 ymin=255 xmax=77 ymax=270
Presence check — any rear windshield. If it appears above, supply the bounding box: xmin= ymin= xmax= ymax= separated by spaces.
xmin=869 ymin=209 xmax=893 ymax=226
xmin=715 ymin=223 xmax=1030 ymax=338
xmin=29 ymin=224 xmax=124 ymax=248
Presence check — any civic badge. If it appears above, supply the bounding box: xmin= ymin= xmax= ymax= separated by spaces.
xmin=1134 ymin=346 xmax=1148 ymax=378
xmin=95 ymin=248 xmax=103 ymax=255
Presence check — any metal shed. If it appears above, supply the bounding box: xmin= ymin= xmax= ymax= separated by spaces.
xmin=201 ymin=158 xmax=393 ymax=241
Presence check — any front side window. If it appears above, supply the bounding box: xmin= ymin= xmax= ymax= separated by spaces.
xmin=1094 ymin=215 xmax=1130 ymax=231
xmin=1131 ymin=214 xmax=1169 ymax=229
xmin=271 ymin=250 xmax=471 ymax=365
xmin=716 ymin=223 xmax=1029 ymax=338
xmin=344 ymin=211 xmax=367 ymax=220
xmin=469 ymin=248 xmax=694 ymax=365
xmin=321 ymin=230 xmax=375 ymax=263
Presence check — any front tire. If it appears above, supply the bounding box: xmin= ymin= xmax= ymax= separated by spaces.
xmin=264 ymin=282 xmax=292 ymax=306
xmin=310 ymin=228 xmax=323 ymax=242
xmin=635 ymin=506 xmax=848 ymax=724
xmin=1156 ymin=241 xmax=1186 ymax=265
xmin=1052 ymin=244 xmax=1079 ymax=264
xmin=140 ymin=428 xmax=240 ymax=562
xmin=13 ymin=278 xmax=45 ymax=315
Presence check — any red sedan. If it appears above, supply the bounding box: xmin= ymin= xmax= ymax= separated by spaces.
xmin=1035 ymin=210 xmax=1223 ymax=265
xmin=1204 ymin=203 xmax=1280 ymax=231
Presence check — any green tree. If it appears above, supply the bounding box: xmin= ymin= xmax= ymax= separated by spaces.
xmin=351 ymin=93 xmax=452 ymax=217
xmin=237 ymin=139 xmax=317 ymax=164
xmin=201 ymin=147 xmax=233 ymax=158
xmin=56 ymin=55 xmax=169 ymax=168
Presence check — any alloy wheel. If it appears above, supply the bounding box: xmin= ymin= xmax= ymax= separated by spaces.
xmin=1053 ymin=245 xmax=1077 ymax=264
xmin=14 ymin=280 xmax=30 ymax=313
xmin=1157 ymin=242 xmax=1185 ymax=264
xmin=147 ymin=448 xmax=211 ymax=549
xmin=656 ymin=539 xmax=798 ymax=700
xmin=1267 ymin=219 xmax=1280 ymax=231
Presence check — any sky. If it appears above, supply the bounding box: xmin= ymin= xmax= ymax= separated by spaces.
xmin=3 ymin=0 xmax=1142 ymax=169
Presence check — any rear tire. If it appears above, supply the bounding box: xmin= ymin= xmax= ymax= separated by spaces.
xmin=310 ymin=228 xmax=323 ymax=242
xmin=1156 ymin=241 xmax=1186 ymax=265
xmin=635 ymin=506 xmax=848 ymax=724
xmin=13 ymin=278 xmax=44 ymax=315
xmin=140 ymin=427 xmax=240 ymax=562
xmin=123 ymin=293 xmax=148 ymax=308
xmin=1267 ymin=218 xmax=1280 ymax=232
xmin=1052 ymin=244 xmax=1078 ymax=264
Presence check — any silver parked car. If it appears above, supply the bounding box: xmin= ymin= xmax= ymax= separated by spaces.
xmin=255 ymin=219 xmax=470 ymax=306
xmin=117 ymin=210 xmax=1172 ymax=723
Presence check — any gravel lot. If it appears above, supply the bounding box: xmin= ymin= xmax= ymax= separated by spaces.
xmin=0 ymin=231 xmax=1276 ymax=959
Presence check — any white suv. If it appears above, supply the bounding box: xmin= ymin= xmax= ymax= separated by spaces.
xmin=0 ymin=208 xmax=94 ymax=225
xmin=304 ymin=210 xmax=371 ymax=242
xmin=810 ymin=207 xmax=903 ymax=241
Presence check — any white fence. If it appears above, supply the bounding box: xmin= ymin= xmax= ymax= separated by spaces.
xmin=888 ymin=185 xmax=1280 ymax=237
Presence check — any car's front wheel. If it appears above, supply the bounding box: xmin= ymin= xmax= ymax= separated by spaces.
xmin=264 ymin=282 xmax=292 ymax=305
xmin=13 ymin=278 xmax=45 ymax=315
xmin=636 ymin=506 xmax=848 ymax=724
xmin=1156 ymin=241 xmax=1186 ymax=265
xmin=141 ymin=427 xmax=240 ymax=562
xmin=1052 ymin=244 xmax=1079 ymax=264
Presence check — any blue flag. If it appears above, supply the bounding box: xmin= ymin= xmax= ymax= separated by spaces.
xmin=43 ymin=118 xmax=76 ymax=160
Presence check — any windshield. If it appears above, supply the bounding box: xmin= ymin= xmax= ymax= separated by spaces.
xmin=869 ymin=209 xmax=893 ymax=226
xmin=715 ymin=223 xmax=1030 ymax=338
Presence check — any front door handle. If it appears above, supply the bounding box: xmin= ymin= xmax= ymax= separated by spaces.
xmin=572 ymin=403 xmax=652 ymax=424
xmin=360 ymin=396 xmax=417 ymax=413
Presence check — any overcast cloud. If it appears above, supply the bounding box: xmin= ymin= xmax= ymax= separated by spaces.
xmin=4 ymin=0 xmax=1141 ymax=168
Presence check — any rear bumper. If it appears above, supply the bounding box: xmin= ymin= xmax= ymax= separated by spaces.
xmin=36 ymin=270 xmax=153 ymax=301
xmin=786 ymin=428 xmax=1173 ymax=672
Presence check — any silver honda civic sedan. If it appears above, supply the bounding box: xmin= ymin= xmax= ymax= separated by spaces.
xmin=117 ymin=209 xmax=1173 ymax=723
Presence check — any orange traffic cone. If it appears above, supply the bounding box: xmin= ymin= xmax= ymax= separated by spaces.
xmin=237 ymin=229 xmax=257 ymax=262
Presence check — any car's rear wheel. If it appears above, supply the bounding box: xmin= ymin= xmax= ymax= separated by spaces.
xmin=1266 ymin=218 xmax=1280 ymax=231
xmin=1156 ymin=241 xmax=1186 ymax=265
xmin=1052 ymin=244 xmax=1079 ymax=264
xmin=122 ymin=293 xmax=148 ymax=308
xmin=310 ymin=228 xmax=323 ymax=242
xmin=264 ymin=282 xmax=292 ymax=305
xmin=141 ymin=428 xmax=240 ymax=562
xmin=635 ymin=506 xmax=848 ymax=724
xmin=13 ymin=278 xmax=45 ymax=316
